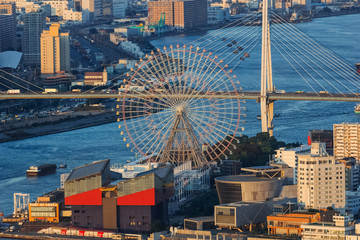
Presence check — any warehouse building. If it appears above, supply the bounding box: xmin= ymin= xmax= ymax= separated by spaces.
xmin=64 ymin=159 xmax=174 ymax=232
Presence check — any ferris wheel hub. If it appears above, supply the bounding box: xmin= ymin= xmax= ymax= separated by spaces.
xmin=175 ymin=103 xmax=187 ymax=115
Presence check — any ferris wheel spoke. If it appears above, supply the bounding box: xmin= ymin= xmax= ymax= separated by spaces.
xmin=186 ymin=114 xmax=233 ymax=158
xmin=125 ymin=113 xmax=175 ymax=151
xmin=184 ymin=48 xmax=204 ymax=96
xmin=135 ymin=114 xmax=175 ymax=156
xmin=156 ymin=50 xmax=182 ymax=103
xmin=189 ymin=112 xmax=238 ymax=143
xmin=135 ymin=60 xmax=177 ymax=108
xmin=150 ymin=52 xmax=181 ymax=105
xmin=190 ymin=111 xmax=240 ymax=131
xmin=143 ymin=121 xmax=174 ymax=160
xmin=185 ymin=66 xmax=229 ymax=106
xmin=137 ymin=56 xmax=177 ymax=108
xmin=187 ymin=113 xmax=236 ymax=157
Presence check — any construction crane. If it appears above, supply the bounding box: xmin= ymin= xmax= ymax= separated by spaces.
xmin=130 ymin=12 xmax=166 ymax=36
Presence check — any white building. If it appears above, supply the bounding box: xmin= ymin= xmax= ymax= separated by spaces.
xmin=297 ymin=142 xmax=345 ymax=210
xmin=42 ymin=0 xmax=71 ymax=16
xmin=169 ymin=161 xmax=211 ymax=214
xmin=120 ymin=41 xmax=144 ymax=58
xmin=302 ymin=215 xmax=355 ymax=240
xmin=207 ymin=6 xmax=230 ymax=25
xmin=346 ymin=189 xmax=360 ymax=216
xmin=274 ymin=145 xmax=311 ymax=184
xmin=62 ymin=8 xmax=82 ymax=21
xmin=334 ymin=123 xmax=360 ymax=160
xmin=109 ymin=32 xmax=126 ymax=45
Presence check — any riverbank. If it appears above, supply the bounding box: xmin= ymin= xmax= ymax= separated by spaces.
xmin=0 ymin=110 xmax=116 ymax=143
xmin=0 ymin=232 xmax=112 ymax=239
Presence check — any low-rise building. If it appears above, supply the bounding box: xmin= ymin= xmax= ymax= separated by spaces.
xmin=62 ymin=9 xmax=82 ymax=21
xmin=84 ymin=69 xmax=108 ymax=86
xmin=220 ymin=160 xmax=241 ymax=175
xmin=302 ymin=215 xmax=355 ymax=240
xmin=214 ymin=197 xmax=297 ymax=229
xmin=267 ymin=212 xmax=321 ymax=236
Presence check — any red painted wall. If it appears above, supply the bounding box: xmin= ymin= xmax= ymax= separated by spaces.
xmin=65 ymin=188 xmax=102 ymax=205
xmin=117 ymin=188 xmax=156 ymax=206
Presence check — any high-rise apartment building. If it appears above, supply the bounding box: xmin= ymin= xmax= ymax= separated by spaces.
xmin=334 ymin=123 xmax=360 ymax=160
xmin=148 ymin=0 xmax=207 ymax=29
xmin=0 ymin=3 xmax=16 ymax=52
xmin=22 ymin=8 xmax=46 ymax=67
xmin=40 ymin=23 xmax=70 ymax=74
xmin=297 ymin=142 xmax=345 ymax=209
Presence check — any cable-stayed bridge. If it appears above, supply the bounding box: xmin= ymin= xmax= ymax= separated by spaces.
xmin=0 ymin=0 xmax=359 ymax=137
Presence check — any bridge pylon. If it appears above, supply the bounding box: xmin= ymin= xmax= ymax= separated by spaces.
xmin=260 ymin=0 xmax=274 ymax=136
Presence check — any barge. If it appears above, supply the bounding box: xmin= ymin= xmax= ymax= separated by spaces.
xmin=26 ymin=164 xmax=57 ymax=176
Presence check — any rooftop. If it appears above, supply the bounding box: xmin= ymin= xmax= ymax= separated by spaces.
xmin=136 ymin=164 xmax=172 ymax=179
xmin=0 ymin=51 xmax=22 ymax=69
xmin=215 ymin=175 xmax=279 ymax=183
xmin=85 ymin=72 xmax=103 ymax=77
xmin=66 ymin=159 xmax=110 ymax=182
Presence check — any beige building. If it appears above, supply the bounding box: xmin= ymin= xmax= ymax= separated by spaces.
xmin=334 ymin=123 xmax=360 ymax=160
xmin=297 ymin=142 xmax=345 ymax=209
xmin=40 ymin=23 xmax=70 ymax=74
xmin=148 ymin=0 xmax=207 ymax=29
xmin=84 ymin=69 xmax=108 ymax=86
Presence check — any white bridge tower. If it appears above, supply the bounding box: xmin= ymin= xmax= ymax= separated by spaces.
xmin=260 ymin=0 xmax=274 ymax=136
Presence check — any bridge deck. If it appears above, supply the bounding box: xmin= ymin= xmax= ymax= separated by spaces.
xmin=1 ymin=92 xmax=360 ymax=102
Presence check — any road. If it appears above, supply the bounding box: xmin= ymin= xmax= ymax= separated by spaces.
xmin=1 ymin=91 xmax=360 ymax=102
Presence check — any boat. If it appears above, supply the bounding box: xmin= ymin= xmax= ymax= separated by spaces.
xmin=231 ymin=40 xmax=237 ymax=44
xmin=233 ymin=50 xmax=239 ymax=54
xmin=240 ymin=57 xmax=245 ymax=61
xmin=227 ymin=43 xmax=232 ymax=47
xmin=58 ymin=164 xmax=67 ymax=169
xmin=356 ymin=63 xmax=360 ymax=73
xmin=257 ymin=115 xmax=261 ymax=120
xmin=237 ymin=46 xmax=243 ymax=51
xmin=244 ymin=52 xmax=250 ymax=58
xmin=354 ymin=104 xmax=360 ymax=114
xmin=26 ymin=164 xmax=57 ymax=176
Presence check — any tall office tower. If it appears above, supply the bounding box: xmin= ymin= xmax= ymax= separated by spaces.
xmin=40 ymin=23 xmax=70 ymax=74
xmin=148 ymin=0 xmax=207 ymax=29
xmin=0 ymin=3 xmax=16 ymax=52
xmin=334 ymin=123 xmax=360 ymax=160
xmin=297 ymin=142 xmax=345 ymax=210
xmin=113 ymin=0 xmax=127 ymax=18
xmin=22 ymin=8 xmax=46 ymax=67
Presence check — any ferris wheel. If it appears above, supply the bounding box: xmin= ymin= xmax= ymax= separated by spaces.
xmin=117 ymin=45 xmax=244 ymax=168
